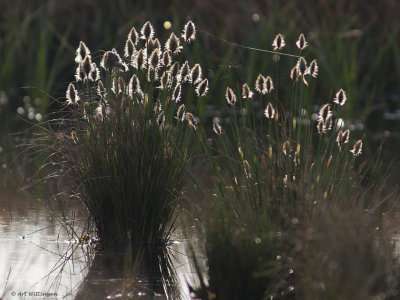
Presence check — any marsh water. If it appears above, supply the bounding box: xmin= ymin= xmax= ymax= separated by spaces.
xmin=0 ymin=193 xmax=195 ymax=299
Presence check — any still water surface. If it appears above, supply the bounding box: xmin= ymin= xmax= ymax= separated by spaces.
xmin=0 ymin=193 xmax=194 ymax=299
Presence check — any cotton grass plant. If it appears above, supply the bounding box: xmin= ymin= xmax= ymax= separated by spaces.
xmin=187 ymin=32 xmax=400 ymax=299
xmin=41 ymin=21 xmax=208 ymax=248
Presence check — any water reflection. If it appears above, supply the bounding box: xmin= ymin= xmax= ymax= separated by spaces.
xmin=0 ymin=193 xmax=91 ymax=299
xmin=0 ymin=192 xmax=194 ymax=299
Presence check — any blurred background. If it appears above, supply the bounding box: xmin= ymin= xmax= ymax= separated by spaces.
xmin=0 ymin=0 xmax=399 ymax=180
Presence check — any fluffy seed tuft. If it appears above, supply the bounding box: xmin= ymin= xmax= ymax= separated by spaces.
xmin=182 ymin=21 xmax=196 ymax=43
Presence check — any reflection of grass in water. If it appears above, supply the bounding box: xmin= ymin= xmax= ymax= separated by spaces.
xmin=75 ymin=245 xmax=182 ymax=299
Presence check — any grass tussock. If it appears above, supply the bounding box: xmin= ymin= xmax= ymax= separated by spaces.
xmin=39 ymin=21 xmax=207 ymax=247
xmin=186 ymin=30 xmax=400 ymax=299
xmin=26 ymin=16 xmax=400 ymax=299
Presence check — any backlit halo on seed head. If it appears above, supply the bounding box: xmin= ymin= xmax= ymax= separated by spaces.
xmin=272 ymin=33 xmax=286 ymax=50
xmin=333 ymin=89 xmax=347 ymax=106
xmin=255 ymin=74 xmax=266 ymax=94
xmin=241 ymin=83 xmax=254 ymax=99
xmin=264 ymin=102 xmax=276 ymax=119
xmin=196 ymin=79 xmax=209 ymax=97
xmin=75 ymin=41 xmax=91 ymax=64
xmin=88 ymin=62 xmax=100 ymax=81
xmin=265 ymin=76 xmax=274 ymax=93
xmin=101 ymin=48 xmax=128 ymax=71
xmin=318 ymin=104 xmax=332 ymax=122
xmin=178 ymin=61 xmax=191 ymax=83
xmin=124 ymin=39 xmax=135 ymax=58
xmin=182 ymin=21 xmax=196 ymax=43
xmin=190 ymin=64 xmax=202 ymax=85
xmin=128 ymin=74 xmax=142 ymax=98
xmin=66 ymin=83 xmax=80 ymax=105
xmin=133 ymin=48 xmax=147 ymax=70
xmin=350 ymin=139 xmax=363 ymax=156
xmin=225 ymin=87 xmax=237 ymax=106
xmin=176 ymin=104 xmax=187 ymax=121
xmin=212 ymin=117 xmax=223 ymax=135
xmin=140 ymin=21 xmax=154 ymax=40
xmin=172 ymin=84 xmax=182 ymax=102
xmin=296 ymin=33 xmax=308 ymax=50
xmin=308 ymin=59 xmax=318 ymax=78
xmin=162 ymin=50 xmax=172 ymax=67
xmin=186 ymin=112 xmax=198 ymax=130
xmin=336 ymin=129 xmax=350 ymax=147
xmin=128 ymin=26 xmax=139 ymax=46
xmin=296 ymin=57 xmax=308 ymax=77
xmin=165 ymin=32 xmax=182 ymax=55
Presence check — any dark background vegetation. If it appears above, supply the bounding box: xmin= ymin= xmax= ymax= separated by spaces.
xmin=0 ymin=0 xmax=399 ymax=170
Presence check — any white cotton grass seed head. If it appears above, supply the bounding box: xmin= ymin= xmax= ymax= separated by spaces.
xmin=165 ymin=32 xmax=182 ymax=55
xmin=95 ymin=103 xmax=111 ymax=121
xmin=75 ymin=41 xmax=91 ymax=64
xmin=308 ymin=59 xmax=318 ymax=78
xmin=128 ymin=26 xmax=139 ymax=46
xmin=75 ymin=56 xmax=92 ymax=82
xmin=255 ymin=74 xmax=266 ymax=94
xmin=212 ymin=117 xmax=223 ymax=135
xmin=124 ymin=38 xmax=136 ymax=58
xmin=140 ymin=21 xmax=154 ymax=40
xmin=196 ymin=78 xmax=209 ymax=97
xmin=190 ymin=64 xmax=202 ymax=85
xmin=350 ymin=139 xmax=362 ymax=156
xmin=182 ymin=21 xmax=196 ymax=43
xmin=265 ymin=76 xmax=274 ymax=93
xmin=296 ymin=33 xmax=308 ymax=50
xmin=88 ymin=63 xmax=100 ymax=81
xmin=225 ymin=87 xmax=237 ymax=106
xmin=336 ymin=129 xmax=350 ymax=147
xmin=333 ymin=89 xmax=347 ymax=106
xmin=318 ymin=104 xmax=332 ymax=122
xmin=169 ymin=62 xmax=180 ymax=80
xmin=128 ymin=74 xmax=142 ymax=98
xmin=336 ymin=118 xmax=345 ymax=129
xmin=101 ymin=49 xmax=128 ymax=71
xmin=186 ymin=112 xmax=198 ymax=130
xmin=264 ymin=102 xmax=276 ymax=119
xmin=178 ymin=61 xmax=191 ymax=83
xmin=133 ymin=48 xmax=147 ymax=70
xmin=172 ymin=84 xmax=182 ymax=102
xmin=242 ymin=83 xmax=254 ymax=99
xmin=272 ymin=34 xmax=286 ymax=50
xmin=148 ymin=49 xmax=161 ymax=71
xmin=296 ymin=57 xmax=308 ymax=77
xmin=162 ymin=50 xmax=172 ymax=67
xmin=66 ymin=83 xmax=80 ymax=105
xmin=176 ymin=104 xmax=186 ymax=121
xmin=146 ymin=38 xmax=161 ymax=60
